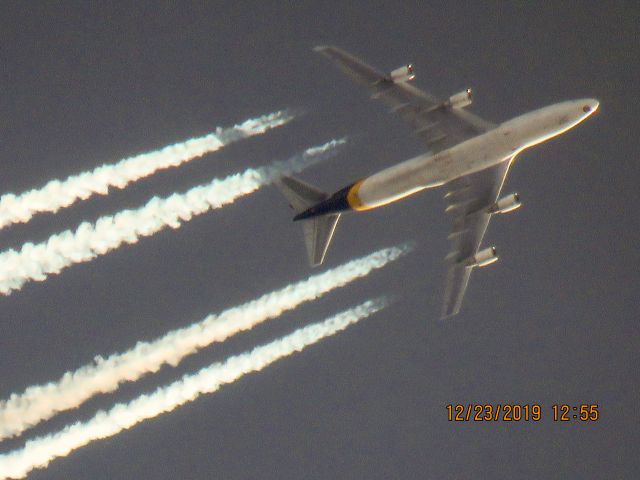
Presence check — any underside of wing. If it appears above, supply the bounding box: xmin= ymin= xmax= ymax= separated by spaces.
xmin=442 ymin=159 xmax=514 ymax=318
xmin=315 ymin=45 xmax=495 ymax=154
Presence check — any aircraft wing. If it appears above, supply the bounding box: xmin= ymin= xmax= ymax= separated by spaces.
xmin=441 ymin=158 xmax=513 ymax=318
xmin=315 ymin=45 xmax=496 ymax=154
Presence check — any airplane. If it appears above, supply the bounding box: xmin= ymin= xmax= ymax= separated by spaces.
xmin=276 ymin=45 xmax=599 ymax=318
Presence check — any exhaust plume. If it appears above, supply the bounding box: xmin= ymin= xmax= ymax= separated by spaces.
xmin=0 ymin=139 xmax=345 ymax=295
xmin=0 ymin=111 xmax=293 ymax=230
xmin=0 ymin=299 xmax=387 ymax=479
xmin=0 ymin=244 xmax=409 ymax=440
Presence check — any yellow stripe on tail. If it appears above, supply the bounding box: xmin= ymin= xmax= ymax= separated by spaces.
xmin=346 ymin=179 xmax=373 ymax=211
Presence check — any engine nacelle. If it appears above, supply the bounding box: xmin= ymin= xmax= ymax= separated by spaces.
xmin=447 ymin=89 xmax=473 ymax=108
xmin=489 ymin=193 xmax=522 ymax=214
xmin=390 ymin=64 xmax=415 ymax=83
xmin=464 ymin=246 xmax=498 ymax=268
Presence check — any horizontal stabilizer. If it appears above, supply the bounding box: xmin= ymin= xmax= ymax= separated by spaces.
xmin=275 ymin=176 xmax=341 ymax=266
xmin=276 ymin=176 xmax=327 ymax=213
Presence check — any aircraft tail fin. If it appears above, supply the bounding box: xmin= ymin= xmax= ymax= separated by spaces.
xmin=275 ymin=176 xmax=341 ymax=267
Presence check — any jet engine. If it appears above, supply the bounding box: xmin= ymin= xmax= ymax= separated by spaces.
xmin=489 ymin=193 xmax=522 ymax=214
xmin=390 ymin=64 xmax=415 ymax=83
xmin=447 ymin=89 xmax=473 ymax=108
xmin=465 ymin=246 xmax=498 ymax=268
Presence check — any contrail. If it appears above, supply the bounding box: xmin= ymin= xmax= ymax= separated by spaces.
xmin=0 ymin=244 xmax=409 ymax=440
xmin=0 ymin=139 xmax=344 ymax=295
xmin=0 ymin=111 xmax=293 ymax=230
xmin=0 ymin=298 xmax=387 ymax=479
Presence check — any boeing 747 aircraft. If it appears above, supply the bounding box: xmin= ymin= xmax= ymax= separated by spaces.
xmin=276 ymin=46 xmax=598 ymax=318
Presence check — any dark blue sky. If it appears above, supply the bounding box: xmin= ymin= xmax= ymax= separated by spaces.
xmin=0 ymin=2 xmax=637 ymax=478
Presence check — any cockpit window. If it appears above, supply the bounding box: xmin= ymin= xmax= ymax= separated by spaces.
xmin=583 ymin=105 xmax=591 ymax=113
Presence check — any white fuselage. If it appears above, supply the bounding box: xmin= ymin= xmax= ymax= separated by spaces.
xmin=352 ymin=99 xmax=598 ymax=210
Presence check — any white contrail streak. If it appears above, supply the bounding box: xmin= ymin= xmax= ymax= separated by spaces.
xmin=0 ymin=244 xmax=409 ymax=441
xmin=0 ymin=299 xmax=387 ymax=479
xmin=0 ymin=111 xmax=293 ymax=230
xmin=0 ymin=139 xmax=344 ymax=295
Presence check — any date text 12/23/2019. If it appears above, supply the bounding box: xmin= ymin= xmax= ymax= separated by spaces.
xmin=446 ymin=404 xmax=600 ymax=422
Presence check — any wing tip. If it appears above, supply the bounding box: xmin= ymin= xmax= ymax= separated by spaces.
xmin=439 ymin=310 xmax=459 ymax=321
xmin=313 ymin=45 xmax=335 ymax=56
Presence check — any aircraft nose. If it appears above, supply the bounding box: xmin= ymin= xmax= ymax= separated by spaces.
xmin=581 ymin=99 xmax=599 ymax=114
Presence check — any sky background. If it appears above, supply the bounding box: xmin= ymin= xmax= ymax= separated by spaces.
xmin=0 ymin=1 xmax=638 ymax=478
